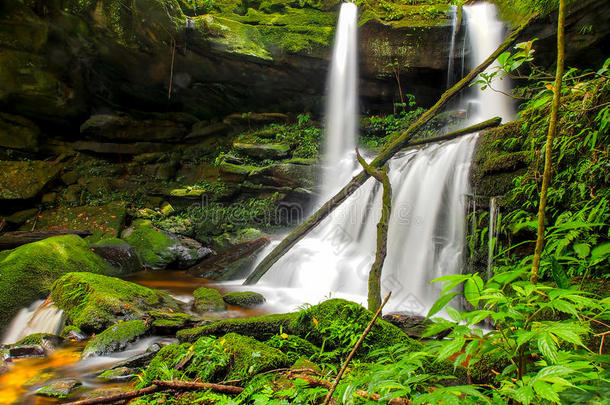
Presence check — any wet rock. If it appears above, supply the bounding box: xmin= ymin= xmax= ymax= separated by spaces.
xmin=223 ymin=113 xmax=290 ymax=127
xmin=121 ymin=219 xmax=211 ymax=269
xmin=7 ymin=344 xmax=46 ymax=359
xmin=5 ymin=208 xmax=38 ymax=226
xmin=51 ymin=272 xmax=181 ymax=333
xmin=211 ymin=228 xmax=265 ymax=253
xmin=252 ymin=158 xmax=318 ymax=188
xmin=185 ymin=122 xmax=228 ymax=141
xmin=106 ymin=342 xmax=162 ymax=370
xmin=60 ymin=325 xmax=86 ymax=342
xmin=193 ymin=287 xmax=226 ymax=313
xmin=0 ymin=112 xmax=40 ymax=151
xmin=0 ymin=161 xmax=62 ymax=200
xmin=90 ymin=238 xmax=143 ymax=276
xmin=0 ymin=235 xmax=113 ymax=330
xmin=188 ymin=236 xmax=270 ymax=280
xmin=16 ymin=333 xmax=64 ymax=352
xmin=81 ymin=320 xmax=149 ymax=358
xmin=72 ymin=141 xmax=172 ymax=155
xmin=381 ymin=313 xmax=448 ymax=339
xmin=96 ymin=366 xmax=136 ymax=382
xmin=233 ymin=142 xmax=291 ymax=159
xmin=35 ymin=378 xmax=82 ymax=399
xmin=222 ymin=291 xmax=266 ymax=308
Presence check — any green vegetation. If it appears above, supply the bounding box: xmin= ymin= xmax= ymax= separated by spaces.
xmin=120 ymin=219 xmax=179 ymax=269
xmin=222 ymin=291 xmax=266 ymax=307
xmin=193 ymin=287 xmax=227 ymax=312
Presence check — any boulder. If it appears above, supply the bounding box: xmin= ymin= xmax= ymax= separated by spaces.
xmin=192 ymin=287 xmax=226 ymax=313
xmin=60 ymin=325 xmax=86 ymax=342
xmin=35 ymin=378 xmax=82 ymax=399
xmin=0 ymin=160 xmax=62 ymax=199
xmin=148 ymin=311 xmax=197 ymax=334
xmin=233 ymin=142 xmax=291 ymax=159
xmin=382 ymin=313 xmax=449 ymax=339
xmin=50 ymin=272 xmax=181 ymax=333
xmin=222 ymin=291 xmax=266 ymax=308
xmin=90 ymin=238 xmax=143 ymax=275
xmin=0 ymin=112 xmax=40 ymax=151
xmin=5 ymin=344 xmax=46 ymax=359
xmin=0 ymin=235 xmax=112 ymax=330
xmin=81 ymin=320 xmax=149 ymax=358
xmin=121 ymin=219 xmax=211 ymax=269
xmin=15 ymin=333 xmax=64 ymax=352
xmin=96 ymin=366 xmax=137 ymax=382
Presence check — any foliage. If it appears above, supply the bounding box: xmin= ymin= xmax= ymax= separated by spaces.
xmin=360 ymin=105 xmax=425 ymax=148
xmin=423 ymin=271 xmax=609 ymax=404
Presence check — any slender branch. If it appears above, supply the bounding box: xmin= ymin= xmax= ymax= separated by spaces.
xmin=63 ymin=385 xmax=162 ymax=405
xmin=323 ymin=292 xmax=392 ymax=404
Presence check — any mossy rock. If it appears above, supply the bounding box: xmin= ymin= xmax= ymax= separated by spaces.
xmin=50 ymin=272 xmax=181 ymax=333
xmin=148 ymin=310 xmax=197 ymax=333
xmin=0 ymin=235 xmax=111 ymax=330
xmin=177 ymin=312 xmax=296 ymax=342
xmin=81 ymin=320 xmax=149 ymax=358
xmin=96 ymin=366 xmax=136 ymax=382
xmin=60 ymin=325 xmax=86 ymax=341
xmin=121 ymin=219 xmax=209 ymax=269
xmin=0 ymin=160 xmax=62 ymax=199
xmin=193 ymin=287 xmax=226 ymax=312
xmin=266 ymin=334 xmax=320 ymax=363
xmin=90 ymin=238 xmax=143 ymax=275
xmin=233 ymin=142 xmax=291 ymax=159
xmin=211 ymin=228 xmax=264 ymax=253
xmin=0 ymin=112 xmax=40 ymax=150
xmin=34 ymin=378 xmax=82 ymax=399
xmin=16 ymin=333 xmax=64 ymax=352
xmin=220 ymin=333 xmax=290 ymax=380
xmin=21 ymin=202 xmax=127 ymax=242
xmin=222 ymin=291 xmax=266 ymax=308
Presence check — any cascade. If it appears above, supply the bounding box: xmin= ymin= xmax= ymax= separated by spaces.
xmin=446 ymin=5 xmax=458 ymax=89
xmin=247 ymin=2 xmax=514 ymax=315
xmin=487 ymin=196 xmax=500 ymax=280
xmin=2 ymin=298 xmax=65 ymax=344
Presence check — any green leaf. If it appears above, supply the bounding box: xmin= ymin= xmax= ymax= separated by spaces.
xmin=533 ymin=380 xmax=560 ymax=403
xmin=550 ymin=257 xmax=569 ymax=289
xmin=436 ymin=337 xmax=465 ymax=361
xmin=591 ymin=242 xmax=610 ymax=260
xmin=427 ymin=292 xmax=459 ymax=318
xmin=573 ymin=243 xmax=591 ymax=259
xmin=464 ymin=275 xmax=484 ymax=307
xmin=537 ymin=334 xmax=558 ymax=364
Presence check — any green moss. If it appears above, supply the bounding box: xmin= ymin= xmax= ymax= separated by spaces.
xmin=266 ymin=334 xmax=320 ymax=363
xmin=50 ymin=272 xmax=180 ymax=333
xmin=211 ymin=228 xmax=264 ymax=253
xmin=0 ymin=235 xmax=111 ymax=330
xmin=0 ymin=160 xmax=62 ymax=199
xmin=81 ymin=320 xmax=149 ymax=358
xmin=121 ymin=219 xmax=178 ymax=269
xmin=222 ymin=291 xmax=266 ymax=307
xmin=193 ymin=287 xmax=227 ymax=312
xmin=60 ymin=325 xmax=83 ymax=338
xmin=16 ymin=333 xmax=64 ymax=348
xmin=220 ymin=333 xmax=290 ymax=380
xmin=177 ymin=312 xmax=296 ymax=342
xmin=149 ymin=310 xmax=196 ymax=331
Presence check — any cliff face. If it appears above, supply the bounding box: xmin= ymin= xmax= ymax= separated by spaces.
xmin=0 ymin=0 xmax=462 ymax=134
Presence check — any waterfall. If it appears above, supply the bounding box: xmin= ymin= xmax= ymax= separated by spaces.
xmin=245 ymin=2 xmax=513 ymax=315
xmin=446 ymin=6 xmax=458 ymax=89
xmin=487 ymin=197 xmax=500 ymax=280
xmin=2 ymin=298 xmax=65 ymax=344
xmin=463 ymin=3 xmax=514 ymax=123
xmin=320 ymin=2 xmax=359 ymax=201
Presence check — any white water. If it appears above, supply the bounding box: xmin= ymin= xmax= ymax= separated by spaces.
xmin=240 ymin=2 xmax=515 ymax=315
xmin=2 ymin=298 xmax=65 ymax=344
xmin=320 ymin=2 xmax=359 ymax=201
xmin=446 ymin=5 xmax=458 ymax=89
xmin=487 ymin=196 xmax=500 ymax=280
xmin=464 ymin=3 xmax=514 ymax=123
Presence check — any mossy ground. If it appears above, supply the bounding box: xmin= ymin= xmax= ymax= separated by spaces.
xmin=50 ymin=272 xmax=180 ymax=333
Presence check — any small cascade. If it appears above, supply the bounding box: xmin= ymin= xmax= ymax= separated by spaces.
xmin=464 ymin=3 xmax=514 ymax=123
xmin=487 ymin=196 xmax=500 ymax=280
xmin=2 ymin=298 xmax=65 ymax=344
xmin=319 ymin=1 xmax=359 ymax=201
xmin=446 ymin=5 xmax=458 ymax=89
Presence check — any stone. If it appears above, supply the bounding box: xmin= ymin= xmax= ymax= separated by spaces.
xmin=0 ymin=112 xmax=40 ymax=150
xmin=81 ymin=320 xmax=149 ymax=358
xmin=90 ymin=238 xmax=143 ymax=275
xmin=7 ymin=344 xmax=46 ymax=359
xmin=15 ymin=333 xmax=65 ymax=352
xmin=382 ymin=313 xmax=449 ymax=339
xmin=35 ymin=378 xmax=82 ymax=399
xmin=193 ymin=287 xmax=226 ymax=313
xmin=222 ymin=291 xmax=266 ymax=308
xmin=233 ymin=142 xmax=291 ymax=159
xmin=0 ymin=161 xmax=62 ymax=200
xmin=50 ymin=272 xmax=181 ymax=333
xmin=185 ymin=122 xmax=228 ymax=141
xmin=96 ymin=366 xmax=136 ymax=382
xmin=149 ymin=311 xmax=197 ymax=334
xmin=5 ymin=208 xmax=38 ymax=225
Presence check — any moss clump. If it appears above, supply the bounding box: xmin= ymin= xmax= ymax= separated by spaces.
xmin=60 ymin=325 xmax=84 ymax=339
xmin=193 ymin=287 xmax=227 ymax=312
xmin=16 ymin=333 xmax=64 ymax=350
xmin=222 ymin=291 xmax=266 ymax=307
xmin=148 ymin=310 xmax=197 ymax=332
xmin=50 ymin=272 xmax=180 ymax=333
xmin=139 ymin=336 xmax=230 ymax=386
xmin=120 ymin=219 xmax=178 ymax=269
xmin=0 ymin=160 xmax=62 ymax=199
xmin=211 ymin=228 xmax=264 ymax=253
xmin=266 ymin=334 xmax=320 ymax=363
xmin=220 ymin=333 xmax=290 ymax=380
xmin=0 ymin=235 xmax=111 ymax=329
xmin=177 ymin=312 xmax=296 ymax=342
xmin=81 ymin=320 xmax=149 ymax=358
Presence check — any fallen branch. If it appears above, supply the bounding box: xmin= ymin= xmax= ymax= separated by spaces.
xmin=356 ymin=149 xmax=392 ymax=312
xmin=0 ymin=230 xmax=93 ymax=250
xmin=323 ymin=292 xmax=392 ymax=405
xmin=244 ymin=115 xmax=507 ymax=284
xmin=245 ymin=13 xmax=536 ymax=287
xmin=63 ymin=385 xmax=161 ymax=405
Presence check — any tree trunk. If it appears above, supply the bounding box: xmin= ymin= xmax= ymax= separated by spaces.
xmin=0 ymin=230 xmax=93 ymax=250
xmin=530 ymin=0 xmax=565 ymax=284
xmin=355 ymin=149 xmax=392 ymax=312
xmin=244 ymin=15 xmax=536 ymax=285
